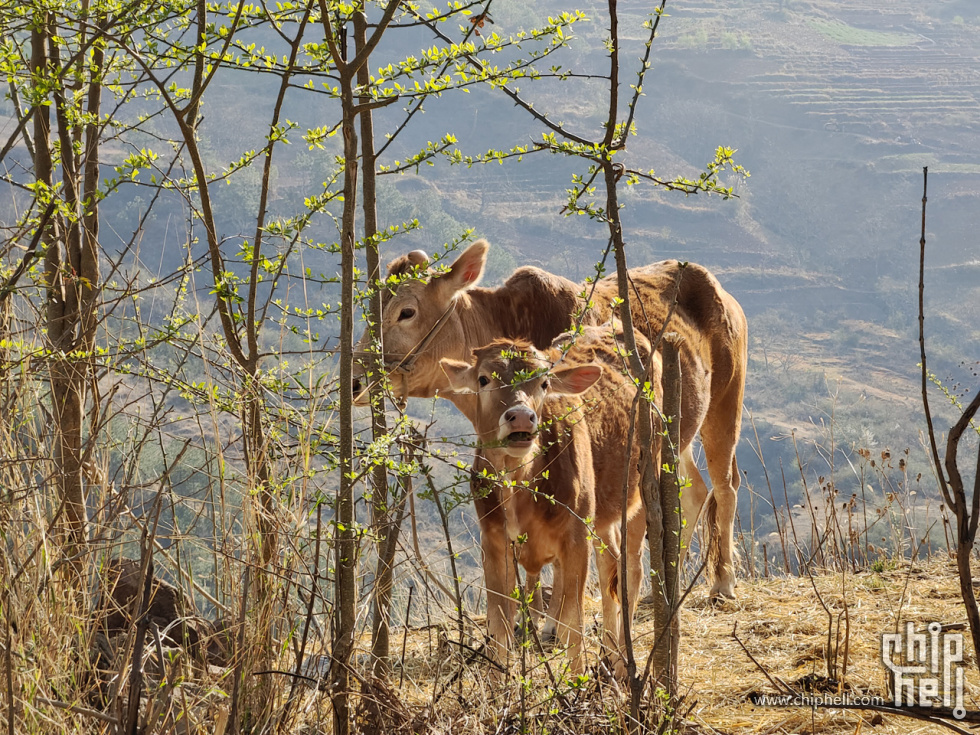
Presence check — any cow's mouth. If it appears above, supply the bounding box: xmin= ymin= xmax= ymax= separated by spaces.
xmin=506 ymin=431 xmax=534 ymax=447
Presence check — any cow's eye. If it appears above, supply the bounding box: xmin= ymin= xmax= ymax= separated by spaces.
xmin=478 ymin=376 xmax=490 ymax=388
xmin=541 ymin=379 xmax=550 ymax=391
xmin=398 ymin=307 xmax=416 ymax=321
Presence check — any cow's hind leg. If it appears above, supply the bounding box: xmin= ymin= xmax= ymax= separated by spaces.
xmin=624 ymin=510 xmax=646 ymax=628
xmin=679 ymin=445 xmax=710 ymax=566
xmin=594 ymin=525 xmax=623 ymax=669
xmin=595 ymin=513 xmax=643 ymax=679
xmin=701 ymin=399 xmax=742 ymax=602
xmin=702 ymin=297 xmax=748 ymax=602
xmin=555 ymin=540 xmax=589 ymax=673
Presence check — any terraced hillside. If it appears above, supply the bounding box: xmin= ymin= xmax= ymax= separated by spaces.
xmin=655 ymin=0 xmax=980 ymax=148
xmin=380 ymin=0 xmax=980 ymax=539
xmin=408 ymin=0 xmax=980 ymax=300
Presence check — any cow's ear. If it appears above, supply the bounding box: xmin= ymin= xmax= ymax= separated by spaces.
xmin=549 ymin=364 xmax=602 ymax=395
xmin=436 ymin=240 xmax=488 ymax=295
xmin=440 ymin=358 xmax=478 ymax=393
xmin=407 ymin=250 xmax=429 ymax=268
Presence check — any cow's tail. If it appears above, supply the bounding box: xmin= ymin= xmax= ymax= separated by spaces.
xmin=605 ymin=564 xmax=620 ymax=610
xmin=703 ymin=493 xmax=720 ymax=587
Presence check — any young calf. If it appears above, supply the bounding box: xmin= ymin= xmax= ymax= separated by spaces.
xmin=444 ymin=323 xmax=711 ymax=673
xmin=441 ymin=340 xmax=602 ymax=672
xmin=547 ymin=322 xmax=711 ymax=662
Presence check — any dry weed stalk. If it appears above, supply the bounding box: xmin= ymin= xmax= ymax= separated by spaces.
xmin=917 ymin=166 xmax=980 ymax=667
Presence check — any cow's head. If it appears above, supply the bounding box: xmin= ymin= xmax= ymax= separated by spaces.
xmin=353 ymin=240 xmax=489 ymax=405
xmin=440 ymin=340 xmax=602 ymax=459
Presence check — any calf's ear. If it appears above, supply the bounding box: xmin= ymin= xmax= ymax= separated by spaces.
xmin=435 ymin=239 xmax=488 ymax=296
xmin=549 ymin=364 xmax=602 ymax=395
xmin=440 ymin=358 xmax=478 ymax=393
xmin=407 ymin=250 xmax=429 ymax=267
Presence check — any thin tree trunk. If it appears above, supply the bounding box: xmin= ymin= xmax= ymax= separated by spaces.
xmin=34 ymin=14 xmax=88 ymax=564
xmin=354 ymin=9 xmax=396 ymax=679
xmin=917 ymin=165 xmax=980 ymax=667
xmin=80 ymin=18 xmax=103 ymax=358
xmin=597 ymin=2 xmax=668 ymax=695
xmin=946 ymin=393 xmax=980 ymax=665
xmin=316 ymin=0 xmax=404 ymax=722
xmin=241 ymin=11 xmax=311 ymax=724
xmin=653 ymin=334 xmax=683 ymax=694
xmin=331 ymin=62 xmax=359 ymax=735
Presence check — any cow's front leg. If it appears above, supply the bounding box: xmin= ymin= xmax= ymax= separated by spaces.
xmin=481 ymin=521 xmax=517 ymax=670
xmin=539 ymin=561 xmax=562 ymax=643
xmin=556 ymin=538 xmax=589 ymax=673
xmin=525 ymin=568 xmax=544 ymax=628
xmin=593 ymin=524 xmax=623 ymax=663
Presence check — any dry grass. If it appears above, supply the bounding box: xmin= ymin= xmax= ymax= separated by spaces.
xmin=5 ymin=508 xmax=978 ymax=734
xmin=331 ymin=558 xmax=979 ymax=734
xmin=676 ymin=560 xmax=977 ymax=734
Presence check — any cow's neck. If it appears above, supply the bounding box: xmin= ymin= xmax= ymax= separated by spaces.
xmin=479 ymin=449 xmax=533 ymax=542
xmin=456 ymin=288 xmax=525 ymax=347
xmin=435 ymin=289 xmax=533 ymax=424
xmin=457 ymin=276 xmax=579 ymax=350
xmin=438 ymin=278 xmax=578 ymax=422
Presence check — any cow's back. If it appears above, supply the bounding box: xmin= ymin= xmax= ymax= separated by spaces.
xmin=589 ymin=260 xmax=744 ymax=397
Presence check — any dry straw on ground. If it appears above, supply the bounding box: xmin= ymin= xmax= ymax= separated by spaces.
xmin=10 ymin=555 xmax=978 ymax=733
xmin=335 ymin=558 xmax=978 ymax=734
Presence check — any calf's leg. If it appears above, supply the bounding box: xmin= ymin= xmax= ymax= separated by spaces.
xmin=556 ymin=539 xmax=589 ymax=673
xmin=480 ymin=522 xmax=517 ymax=668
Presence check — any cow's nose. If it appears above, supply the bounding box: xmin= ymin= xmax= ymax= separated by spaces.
xmin=352 ymin=377 xmax=362 ymax=396
xmin=503 ymin=406 xmax=537 ymax=434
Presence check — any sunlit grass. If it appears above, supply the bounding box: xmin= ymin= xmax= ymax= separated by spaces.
xmin=876 ymin=153 xmax=980 ymax=174
xmin=808 ymin=18 xmax=918 ymax=47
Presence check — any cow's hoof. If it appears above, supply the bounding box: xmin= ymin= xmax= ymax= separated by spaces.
xmin=708 ymin=590 xmax=737 ymax=606
xmin=597 ymin=655 xmax=628 ymax=682
xmin=709 ymin=576 xmax=737 ymax=604
xmin=540 ymin=625 xmax=557 ymax=647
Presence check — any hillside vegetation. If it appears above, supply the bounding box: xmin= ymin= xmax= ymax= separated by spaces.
xmin=1 ymin=0 xmax=978 ymax=732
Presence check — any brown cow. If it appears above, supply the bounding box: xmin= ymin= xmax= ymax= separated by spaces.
xmin=440 ymin=322 xmax=709 ymax=673
xmin=353 ymin=239 xmax=747 ymax=601
xmin=440 ymin=340 xmax=602 ymax=672
xmin=549 ymin=320 xmax=710 ymax=574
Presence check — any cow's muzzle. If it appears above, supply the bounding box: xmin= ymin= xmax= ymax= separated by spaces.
xmin=501 ymin=405 xmax=538 ymax=448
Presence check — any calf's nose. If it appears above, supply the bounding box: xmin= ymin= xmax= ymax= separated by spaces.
xmin=503 ymin=406 xmax=537 ymax=434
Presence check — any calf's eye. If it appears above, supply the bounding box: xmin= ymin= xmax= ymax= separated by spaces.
xmin=541 ymin=379 xmax=550 ymax=391
xmin=478 ymin=376 xmax=490 ymax=388
xmin=398 ymin=307 xmax=416 ymax=321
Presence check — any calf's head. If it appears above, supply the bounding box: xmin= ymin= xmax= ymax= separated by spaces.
xmin=353 ymin=240 xmax=490 ymax=404
xmin=440 ymin=340 xmax=601 ymax=459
